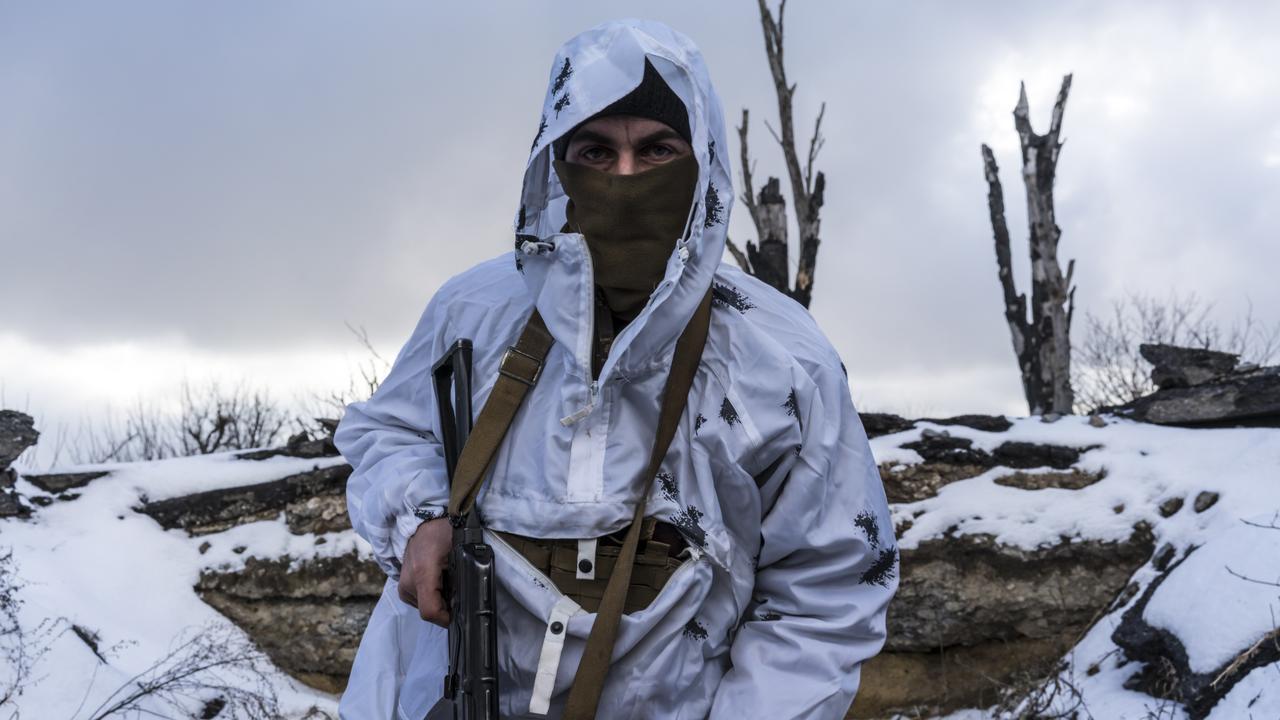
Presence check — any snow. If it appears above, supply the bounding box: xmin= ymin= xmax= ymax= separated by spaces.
xmin=862 ymin=430 xmax=923 ymax=467
xmin=1 ymin=450 xmax=358 ymax=719
xmin=16 ymin=449 xmax=349 ymax=503
xmin=869 ymin=414 xmax=1280 ymax=718
xmin=1143 ymin=512 xmax=1280 ymax=675
xmin=879 ymin=415 xmax=1280 ymax=554
xmin=3 ymin=414 xmax=1278 ymax=718
xmin=1024 ymin=593 xmax=1193 ymax=720
xmin=1208 ymin=660 xmax=1280 ymax=719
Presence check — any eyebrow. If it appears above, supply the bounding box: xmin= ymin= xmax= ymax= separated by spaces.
xmin=568 ymin=127 xmax=684 ymax=148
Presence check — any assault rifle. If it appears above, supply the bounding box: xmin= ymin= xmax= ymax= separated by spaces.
xmin=426 ymin=339 xmax=500 ymax=720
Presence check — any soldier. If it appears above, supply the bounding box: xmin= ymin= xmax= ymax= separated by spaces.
xmin=335 ymin=18 xmax=898 ymax=720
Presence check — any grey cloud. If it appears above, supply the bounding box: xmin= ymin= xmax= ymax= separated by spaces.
xmin=1 ymin=1 xmax=1277 ymax=417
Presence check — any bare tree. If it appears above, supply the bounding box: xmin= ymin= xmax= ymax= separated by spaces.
xmin=1073 ymin=291 xmax=1280 ymax=414
xmin=727 ymin=0 xmax=827 ymax=309
xmin=981 ymin=75 xmax=1078 ymax=416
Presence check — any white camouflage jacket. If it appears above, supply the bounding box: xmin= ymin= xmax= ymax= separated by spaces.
xmin=334 ymin=19 xmax=898 ymax=720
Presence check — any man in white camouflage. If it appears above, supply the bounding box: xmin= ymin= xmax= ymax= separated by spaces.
xmin=336 ymin=18 xmax=898 ymax=720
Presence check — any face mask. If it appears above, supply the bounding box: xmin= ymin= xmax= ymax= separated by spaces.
xmin=553 ymin=154 xmax=699 ymax=323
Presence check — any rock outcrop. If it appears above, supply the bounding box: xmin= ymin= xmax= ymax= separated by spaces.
xmin=236 ymin=421 xmax=340 ymax=461
xmin=0 ymin=482 xmax=29 ymax=519
xmin=1102 ymin=343 xmax=1280 ymax=427
xmin=891 ymin=528 xmax=1154 ymax=652
xmin=879 ymin=460 xmax=991 ymax=504
xmin=851 ymin=424 xmax=1147 ymax=718
xmin=858 ymin=412 xmax=916 ymax=439
xmin=24 ymin=470 xmax=110 ymax=494
xmin=1142 ymin=344 xmax=1241 ymax=390
xmin=0 ymin=410 xmax=39 ymax=471
xmin=0 ymin=410 xmax=39 ymax=518
xmin=856 ymin=413 xmax=1015 ymax=439
xmin=853 ymin=531 xmax=1153 ymax=718
xmin=196 ymin=553 xmax=384 ymax=693
xmin=138 ymin=440 xmax=375 ymax=693
xmin=137 ymin=463 xmax=351 ymax=535
xmin=901 ymin=429 xmax=1094 ymax=470
xmin=1110 ymin=520 xmax=1280 ymax=719
xmin=880 ymin=428 xmax=1102 ymax=506
xmin=918 ymin=414 xmax=1014 ymax=433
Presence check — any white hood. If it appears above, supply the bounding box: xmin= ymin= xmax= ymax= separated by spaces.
xmin=513 ymin=19 xmax=733 ymax=386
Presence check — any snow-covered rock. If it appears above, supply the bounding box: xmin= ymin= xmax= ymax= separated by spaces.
xmin=1109 ymin=365 xmax=1280 ymax=426
xmin=854 ymin=414 xmax=1280 ymax=719
xmin=0 ymin=409 xmax=38 ymax=472
xmin=0 ymin=410 xmax=39 ymax=519
xmin=1110 ymin=514 xmax=1280 ymax=719
xmin=0 ymin=450 xmax=356 ymax=719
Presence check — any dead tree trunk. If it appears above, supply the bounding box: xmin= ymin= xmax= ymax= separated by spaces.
xmin=981 ymin=75 xmax=1077 ymax=415
xmin=728 ymin=0 xmax=827 ymax=310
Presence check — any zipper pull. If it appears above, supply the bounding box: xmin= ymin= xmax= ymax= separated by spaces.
xmin=560 ymin=381 xmax=599 ymax=427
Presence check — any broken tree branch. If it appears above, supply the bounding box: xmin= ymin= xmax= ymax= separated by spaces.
xmin=805 ymin=101 xmax=826 ymax=196
xmin=737 ymin=108 xmax=765 ymax=243
xmin=982 ymin=143 xmax=1028 ymax=359
xmin=733 ymin=0 xmax=827 ymax=309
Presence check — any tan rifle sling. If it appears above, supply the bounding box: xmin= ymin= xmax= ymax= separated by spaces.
xmin=447 ymin=309 xmax=554 ymax=517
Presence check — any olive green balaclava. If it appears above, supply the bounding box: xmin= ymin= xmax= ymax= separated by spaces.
xmin=554 ymin=155 xmax=699 ymax=324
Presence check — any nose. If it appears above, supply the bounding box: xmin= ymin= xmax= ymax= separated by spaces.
xmin=615 ymin=149 xmax=639 ymax=176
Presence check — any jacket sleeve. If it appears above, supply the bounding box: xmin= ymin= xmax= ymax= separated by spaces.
xmin=708 ymin=364 xmax=899 ymax=719
xmin=334 ymin=293 xmax=454 ymax=580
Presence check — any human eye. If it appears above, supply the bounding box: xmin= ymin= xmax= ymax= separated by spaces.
xmin=578 ymin=145 xmax=612 ymax=163
xmin=642 ymin=143 xmax=676 ymax=160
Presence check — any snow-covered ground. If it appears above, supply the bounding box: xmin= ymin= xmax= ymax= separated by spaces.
xmin=880 ymin=415 xmax=1280 ymax=720
xmin=1 ymin=452 xmax=358 ymax=719
xmin=2 ymin=414 xmax=1278 ymax=719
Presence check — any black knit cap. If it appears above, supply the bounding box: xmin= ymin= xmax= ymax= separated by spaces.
xmin=554 ymin=58 xmax=691 ymax=160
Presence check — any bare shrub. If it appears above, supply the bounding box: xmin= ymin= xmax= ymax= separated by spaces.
xmin=87 ymin=398 xmax=172 ymax=463
xmin=175 ymin=379 xmax=289 ymax=456
xmin=0 ymin=548 xmax=68 ymax=714
xmin=74 ymin=622 xmax=280 ymax=720
xmin=54 ymin=379 xmax=292 ymax=465
xmin=1 ymin=550 xmax=283 ymax=719
xmin=299 ymin=321 xmax=390 ymax=429
xmin=22 ymin=318 xmax=389 ymax=470
xmin=1072 ymin=291 xmax=1280 ymax=414
xmin=968 ymin=640 xmax=1096 ymax=720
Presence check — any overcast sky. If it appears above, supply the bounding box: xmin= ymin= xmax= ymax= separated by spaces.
xmin=2 ymin=1 xmax=1278 ymax=465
